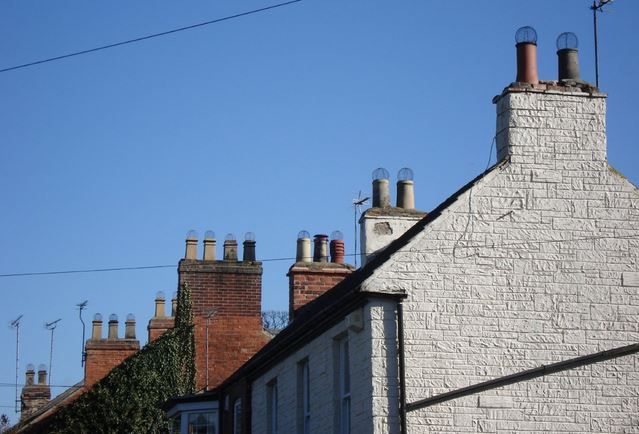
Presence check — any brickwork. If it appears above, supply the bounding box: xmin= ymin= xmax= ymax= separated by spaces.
xmin=84 ymin=340 xmax=140 ymax=387
xmin=362 ymin=85 xmax=639 ymax=432
xmin=20 ymin=384 xmax=51 ymax=420
xmin=178 ymin=259 xmax=270 ymax=390
xmin=147 ymin=317 xmax=175 ymax=342
xmin=288 ymin=262 xmax=354 ymax=319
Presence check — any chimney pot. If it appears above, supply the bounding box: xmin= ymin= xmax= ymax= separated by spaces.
xmin=185 ymin=230 xmax=198 ymax=260
xmin=25 ymin=364 xmax=35 ymax=386
xmin=330 ymin=238 xmax=345 ymax=264
xmin=515 ymin=26 xmax=539 ymax=85
xmin=313 ymin=234 xmax=329 ymax=262
xmin=37 ymin=365 xmax=47 ymax=385
xmin=154 ymin=291 xmax=166 ymax=317
xmin=203 ymin=231 xmax=216 ymax=261
xmin=396 ymin=167 xmax=415 ymax=209
xmin=125 ymin=314 xmax=136 ymax=339
xmin=223 ymin=234 xmax=238 ymax=261
xmin=108 ymin=314 xmax=119 ymax=339
xmin=556 ymin=32 xmax=580 ymax=82
xmin=91 ymin=313 xmax=103 ymax=340
xmin=372 ymin=168 xmax=390 ymax=208
xmin=296 ymin=231 xmax=312 ymax=262
xmin=243 ymin=233 xmax=256 ymax=262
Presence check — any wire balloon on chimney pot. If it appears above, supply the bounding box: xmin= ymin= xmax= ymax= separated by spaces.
xmin=515 ymin=26 xmax=537 ymax=44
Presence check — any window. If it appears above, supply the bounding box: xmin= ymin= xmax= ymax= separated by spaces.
xmin=169 ymin=415 xmax=180 ymax=434
xmin=267 ymin=379 xmax=278 ymax=434
xmin=337 ymin=337 xmax=350 ymax=434
xmin=297 ymin=359 xmax=310 ymax=434
xmin=187 ymin=412 xmax=217 ymax=434
xmin=233 ymin=399 xmax=242 ymax=434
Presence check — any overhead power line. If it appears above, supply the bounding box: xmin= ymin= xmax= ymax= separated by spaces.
xmin=0 ymin=264 xmax=175 ymax=278
xmin=0 ymin=233 xmax=637 ymax=279
xmin=0 ymin=0 xmax=302 ymax=74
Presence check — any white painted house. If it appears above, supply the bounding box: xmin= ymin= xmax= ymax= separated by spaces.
xmin=165 ymin=28 xmax=639 ymax=434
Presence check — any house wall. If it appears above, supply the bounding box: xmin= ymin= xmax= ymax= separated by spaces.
xmin=363 ymin=87 xmax=639 ymax=432
xmin=250 ymin=298 xmax=400 ymax=434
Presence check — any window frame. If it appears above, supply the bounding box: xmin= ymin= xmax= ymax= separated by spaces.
xmin=297 ymin=358 xmax=310 ymax=434
xmin=267 ymin=379 xmax=278 ymax=434
xmin=337 ymin=336 xmax=350 ymax=434
xmin=233 ymin=399 xmax=242 ymax=434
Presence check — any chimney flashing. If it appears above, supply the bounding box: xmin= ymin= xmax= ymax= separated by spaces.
xmin=492 ymin=80 xmax=605 ymax=104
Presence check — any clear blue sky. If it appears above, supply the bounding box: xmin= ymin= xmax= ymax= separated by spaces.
xmin=1 ymin=0 xmax=637 ymax=420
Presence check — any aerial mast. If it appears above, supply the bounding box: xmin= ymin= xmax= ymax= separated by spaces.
xmin=591 ymin=0 xmax=613 ymax=87
xmin=10 ymin=315 xmax=23 ymax=413
xmin=44 ymin=319 xmax=62 ymax=386
xmin=77 ymin=301 xmax=88 ymax=366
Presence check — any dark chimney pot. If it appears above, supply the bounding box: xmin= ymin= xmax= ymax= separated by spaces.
xmin=243 ymin=240 xmax=256 ymax=261
xmin=556 ymin=32 xmax=580 ymax=82
xmin=313 ymin=235 xmax=329 ymax=262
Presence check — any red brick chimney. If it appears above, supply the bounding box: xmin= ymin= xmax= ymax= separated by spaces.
xmin=20 ymin=364 xmax=51 ymax=421
xmin=84 ymin=313 xmax=140 ymax=388
xmin=147 ymin=291 xmax=175 ymax=342
xmin=178 ymin=231 xmax=269 ymax=391
xmin=288 ymin=231 xmax=354 ymax=320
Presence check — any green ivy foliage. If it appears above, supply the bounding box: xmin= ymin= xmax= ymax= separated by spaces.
xmin=42 ymin=284 xmax=195 ymax=434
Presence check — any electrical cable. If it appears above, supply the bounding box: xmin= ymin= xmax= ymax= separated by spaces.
xmin=0 ymin=0 xmax=302 ymax=74
xmin=0 ymin=233 xmax=637 ymax=278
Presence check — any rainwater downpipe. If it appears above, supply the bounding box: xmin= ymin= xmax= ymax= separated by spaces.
xmin=397 ymin=299 xmax=407 ymax=434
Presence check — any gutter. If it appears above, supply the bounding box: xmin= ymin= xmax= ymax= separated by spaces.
xmin=397 ymin=300 xmax=407 ymax=434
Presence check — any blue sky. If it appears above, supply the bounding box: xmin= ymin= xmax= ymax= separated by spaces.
xmin=1 ymin=0 xmax=637 ymax=420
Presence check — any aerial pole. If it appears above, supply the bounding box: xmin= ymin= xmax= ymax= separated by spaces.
xmin=591 ymin=0 xmax=613 ymax=88
xmin=77 ymin=301 xmax=88 ymax=366
xmin=10 ymin=315 xmax=23 ymax=413
xmin=352 ymin=191 xmax=369 ymax=267
xmin=44 ymin=319 xmax=62 ymax=386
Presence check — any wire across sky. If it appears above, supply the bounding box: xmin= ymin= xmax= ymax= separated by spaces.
xmin=0 ymin=0 xmax=302 ymax=74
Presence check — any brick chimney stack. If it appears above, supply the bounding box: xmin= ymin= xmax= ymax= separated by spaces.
xmin=20 ymin=364 xmax=51 ymax=421
xmin=148 ymin=291 xmax=175 ymax=342
xmin=178 ymin=230 xmax=269 ymax=390
xmin=84 ymin=312 xmax=140 ymax=387
xmin=289 ymin=230 xmax=354 ymax=320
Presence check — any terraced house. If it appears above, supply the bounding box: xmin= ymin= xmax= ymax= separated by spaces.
xmin=165 ymin=28 xmax=639 ymax=434
xmin=12 ymin=26 xmax=639 ymax=434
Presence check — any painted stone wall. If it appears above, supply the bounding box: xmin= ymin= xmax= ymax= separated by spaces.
xmin=250 ymin=299 xmax=399 ymax=434
xmin=364 ymin=87 xmax=639 ymax=432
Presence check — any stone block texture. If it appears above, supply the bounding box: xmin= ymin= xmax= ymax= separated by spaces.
xmin=251 ymin=299 xmax=397 ymax=434
xmin=363 ymin=86 xmax=639 ymax=432
xmin=178 ymin=259 xmax=270 ymax=390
